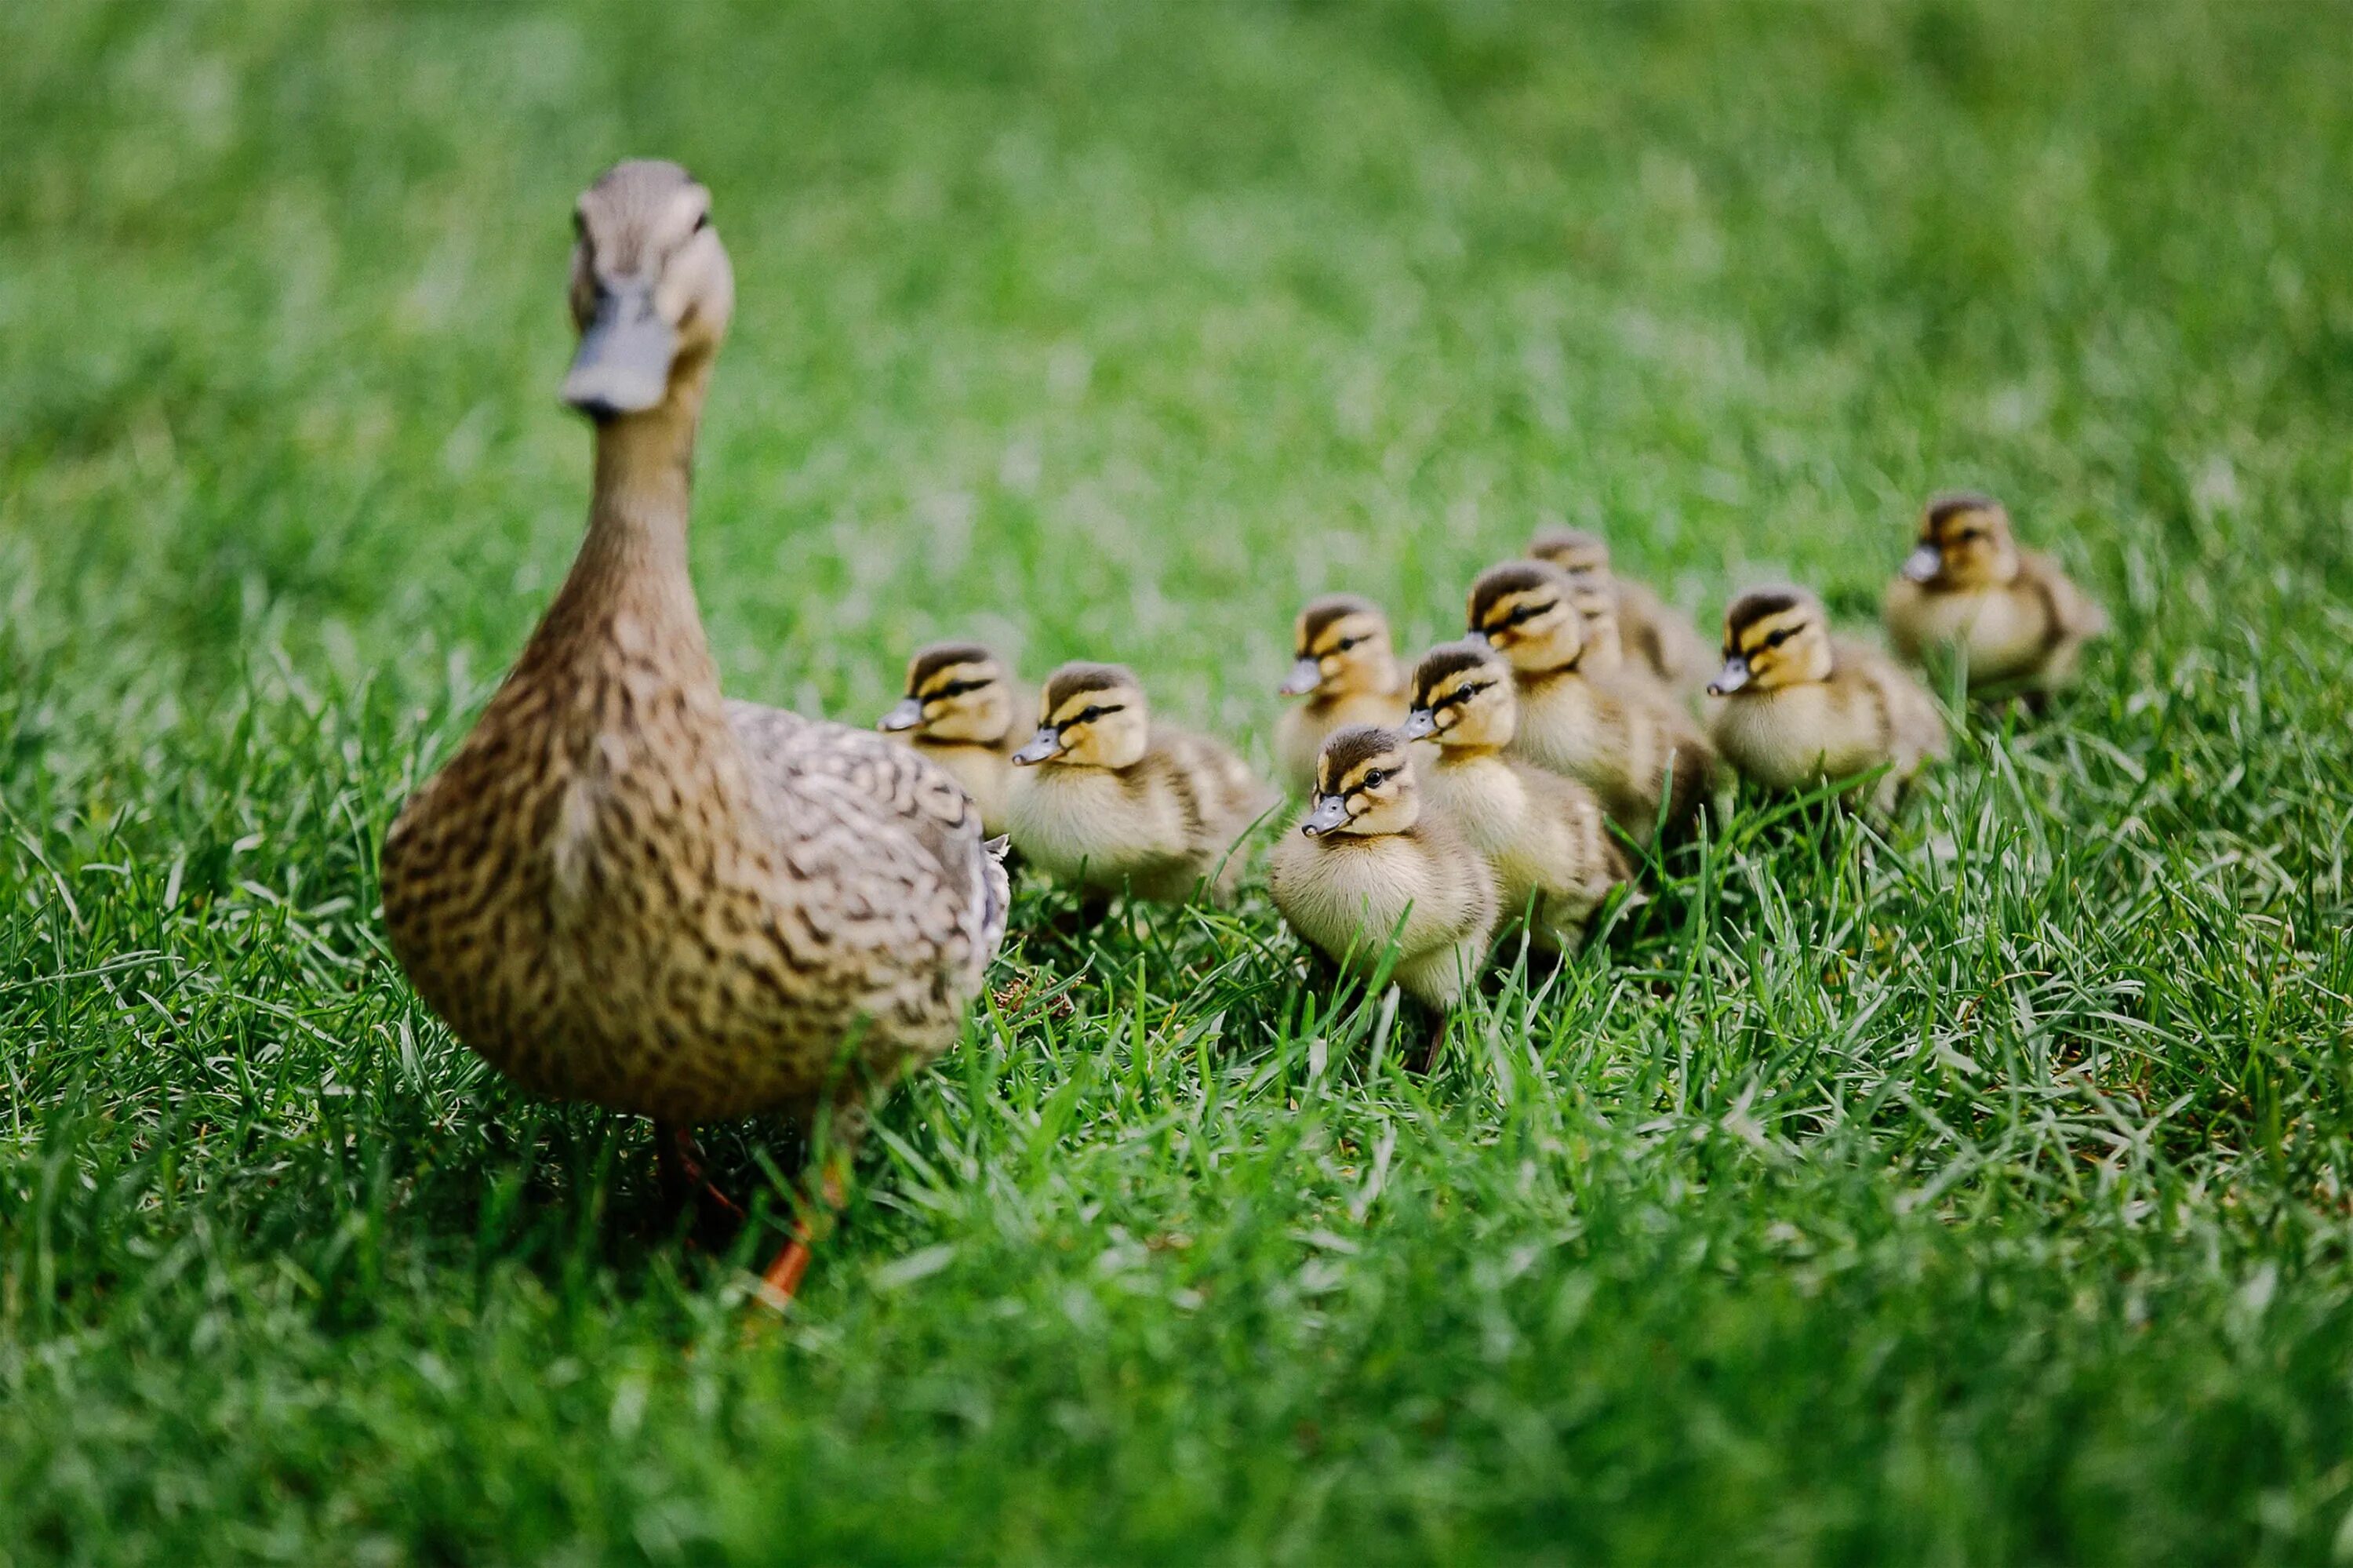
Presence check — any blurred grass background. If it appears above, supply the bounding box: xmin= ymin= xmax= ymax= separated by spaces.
xmin=5 ymin=1 xmax=2353 ymax=1563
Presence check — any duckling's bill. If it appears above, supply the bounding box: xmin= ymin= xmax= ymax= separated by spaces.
xmin=1300 ymin=794 xmax=1354 ymax=836
xmin=1400 ymin=708 xmax=1440 ymax=741
xmin=1010 ymin=726 xmax=1065 ymax=765
xmin=1709 ymin=655 xmax=1751 ymax=695
xmin=878 ymin=697 xmax=926 ymax=732
xmin=1900 ymin=543 xmax=1944 ymax=584
xmin=1278 ymin=657 xmax=1326 ymax=697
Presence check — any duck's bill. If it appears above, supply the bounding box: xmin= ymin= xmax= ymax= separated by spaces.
xmin=1277 ymin=657 xmax=1326 ymax=697
xmin=562 ymin=286 xmax=676 ymax=418
xmin=878 ymin=697 xmax=926 ymax=732
xmin=1009 ymin=727 xmax=1064 ymax=766
xmin=1900 ymin=544 xmax=1944 ymax=584
xmin=1707 ymin=657 xmax=1752 ymax=696
xmin=1400 ymin=708 xmax=1438 ymax=741
xmin=1300 ymin=795 xmax=1352 ymax=837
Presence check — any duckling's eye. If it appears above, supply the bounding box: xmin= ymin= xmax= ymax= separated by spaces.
xmin=693 ymin=209 xmax=711 ymax=234
xmin=1077 ymin=706 xmax=1104 ymax=724
xmin=1764 ymin=628 xmax=1795 ymax=648
xmin=1331 ymin=635 xmax=1361 ymax=653
xmin=1361 ymin=769 xmax=1386 ymax=788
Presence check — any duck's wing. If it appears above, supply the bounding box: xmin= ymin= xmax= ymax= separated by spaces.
xmin=727 ymin=700 xmax=1009 ymax=973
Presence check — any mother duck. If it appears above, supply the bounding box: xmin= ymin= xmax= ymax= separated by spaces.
xmin=380 ymin=161 xmax=1008 ymax=1300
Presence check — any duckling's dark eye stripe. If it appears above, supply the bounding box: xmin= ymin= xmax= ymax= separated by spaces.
xmin=1496 ymin=601 xmax=1551 ymax=628
xmin=922 ymin=677 xmax=991 ymax=700
xmin=1056 ymin=701 xmax=1123 ymax=733
xmin=1433 ymin=680 xmax=1493 ymax=711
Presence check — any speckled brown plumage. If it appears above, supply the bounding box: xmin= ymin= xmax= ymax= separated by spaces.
xmin=380 ymin=161 xmax=1006 ymax=1134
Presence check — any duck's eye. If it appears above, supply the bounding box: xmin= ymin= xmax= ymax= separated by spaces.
xmin=1077 ymin=706 xmax=1104 ymax=724
xmin=1361 ymin=769 xmax=1386 ymax=788
xmin=1765 ymin=628 xmax=1795 ymax=648
xmin=693 ymin=209 xmax=711 ymax=234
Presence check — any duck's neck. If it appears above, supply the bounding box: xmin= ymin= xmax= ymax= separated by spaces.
xmin=528 ymin=362 xmax=718 ymax=682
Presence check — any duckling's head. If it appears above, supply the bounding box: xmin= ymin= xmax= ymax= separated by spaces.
xmin=1404 ymin=640 xmax=1516 ymax=749
xmin=1902 ymin=492 xmax=2020 ymax=590
xmin=1467 ymin=562 xmax=1585 ymax=674
xmin=1529 ymin=527 xmax=1613 ymax=580
xmin=1300 ymin=726 xmax=1421 ymax=838
xmin=1280 ymin=595 xmax=1398 ymax=699
xmin=1012 ymin=662 xmax=1149 ymax=769
xmin=881 ymin=642 xmax=1016 ymax=745
xmin=1710 ymin=588 xmax=1835 ymax=694
xmin=563 ymin=160 xmax=736 ymax=420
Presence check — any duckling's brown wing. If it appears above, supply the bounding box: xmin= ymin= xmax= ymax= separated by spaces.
xmin=1160 ymin=728 xmax=1278 ymax=839
xmin=2020 ymin=551 xmax=2110 ymax=646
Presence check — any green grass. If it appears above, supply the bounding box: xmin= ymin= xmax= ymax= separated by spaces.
xmin=6 ymin=0 xmax=2353 ymax=1561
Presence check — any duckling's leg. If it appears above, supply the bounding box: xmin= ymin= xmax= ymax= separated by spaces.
xmin=1417 ymin=1008 xmax=1449 ymax=1075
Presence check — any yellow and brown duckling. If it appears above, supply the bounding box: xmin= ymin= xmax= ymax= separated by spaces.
xmin=1467 ymin=561 xmax=1718 ymax=846
xmin=1275 ymin=594 xmax=1410 ymax=795
xmin=1529 ymin=527 xmax=1714 ymax=697
xmin=878 ymin=642 xmax=1031 ymax=835
xmin=1882 ymin=491 xmax=2109 ymax=699
xmin=1708 ymin=587 xmax=1947 ymax=813
xmin=379 ymin=161 xmax=1008 ymax=1303
xmin=1268 ymin=724 xmax=1500 ymax=1068
xmin=1403 ymin=640 xmax=1631 ymax=952
xmin=1006 ymin=661 xmax=1275 ymax=908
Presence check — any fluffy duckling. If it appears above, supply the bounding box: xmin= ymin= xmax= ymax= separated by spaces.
xmin=1006 ymin=662 xmax=1275 ymax=906
xmin=878 ymin=642 xmax=1031 ymax=835
xmin=1402 ymin=640 xmax=1630 ymax=951
xmin=1529 ymin=527 xmax=1714 ymax=697
xmin=1467 ymin=561 xmax=1717 ymax=846
xmin=1268 ymin=725 xmax=1499 ymax=1067
xmin=1708 ymin=587 xmax=1947 ymax=813
xmin=1882 ymin=491 xmax=2109 ymax=698
xmin=1275 ymin=594 xmax=1410 ymax=795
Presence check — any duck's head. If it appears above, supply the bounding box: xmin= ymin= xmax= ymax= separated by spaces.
xmin=1301 ymin=725 xmax=1421 ymax=838
xmin=1467 ymin=561 xmax=1584 ymax=674
xmin=881 ymin=643 xmax=1016 ymax=746
xmin=1529 ymin=526 xmax=1613 ymax=580
xmin=1279 ymin=595 xmax=1398 ymax=700
xmin=563 ymin=160 xmax=736 ymax=420
xmin=1710 ymin=588 xmax=1834 ymax=695
xmin=1403 ymin=639 xmax=1515 ymax=749
xmin=1012 ymin=662 xmax=1149 ymax=769
xmin=1901 ymin=492 xmax=2020 ymax=590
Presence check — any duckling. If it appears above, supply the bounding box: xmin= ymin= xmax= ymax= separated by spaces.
xmin=1882 ymin=491 xmax=2109 ymax=699
xmin=1467 ymin=561 xmax=1717 ymax=846
xmin=1275 ymin=594 xmax=1410 ymax=795
xmin=1402 ymin=640 xmax=1630 ymax=951
xmin=1006 ymin=661 xmax=1275 ymax=907
xmin=1707 ymin=587 xmax=1947 ymax=813
xmin=379 ymin=162 xmax=1008 ymax=1304
xmin=877 ymin=642 xmax=1031 ymax=835
xmin=1529 ymin=527 xmax=1715 ymax=697
xmin=1267 ymin=724 xmax=1499 ymax=1068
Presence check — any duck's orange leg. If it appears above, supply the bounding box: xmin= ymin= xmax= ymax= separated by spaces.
xmin=754 ymin=1151 xmax=851 ymax=1311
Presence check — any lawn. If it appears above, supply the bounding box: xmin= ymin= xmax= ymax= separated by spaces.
xmin=6 ymin=0 xmax=2353 ymax=1561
